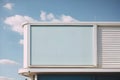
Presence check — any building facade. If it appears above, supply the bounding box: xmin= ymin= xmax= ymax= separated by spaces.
xmin=19 ymin=22 xmax=120 ymax=80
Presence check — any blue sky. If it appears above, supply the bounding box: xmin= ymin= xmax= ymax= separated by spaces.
xmin=0 ymin=0 xmax=120 ymax=80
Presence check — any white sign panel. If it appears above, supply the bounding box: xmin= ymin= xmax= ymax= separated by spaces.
xmin=29 ymin=25 xmax=96 ymax=67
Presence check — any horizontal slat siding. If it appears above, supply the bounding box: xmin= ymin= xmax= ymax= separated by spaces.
xmin=98 ymin=26 xmax=120 ymax=68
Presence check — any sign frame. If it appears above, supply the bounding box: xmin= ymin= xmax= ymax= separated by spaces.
xmin=24 ymin=23 xmax=97 ymax=68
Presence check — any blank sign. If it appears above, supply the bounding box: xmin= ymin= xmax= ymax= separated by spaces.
xmin=30 ymin=25 xmax=94 ymax=67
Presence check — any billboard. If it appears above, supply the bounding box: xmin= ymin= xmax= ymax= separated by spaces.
xmin=25 ymin=24 xmax=97 ymax=67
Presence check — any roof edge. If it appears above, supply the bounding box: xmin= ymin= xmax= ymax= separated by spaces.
xmin=22 ymin=21 xmax=120 ymax=27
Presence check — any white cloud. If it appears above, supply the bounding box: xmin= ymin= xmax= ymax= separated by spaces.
xmin=40 ymin=11 xmax=79 ymax=22
xmin=47 ymin=13 xmax=55 ymax=20
xmin=3 ymin=3 xmax=13 ymax=10
xmin=4 ymin=15 xmax=36 ymax=35
xmin=19 ymin=39 xmax=23 ymax=45
xmin=0 ymin=59 xmax=19 ymax=65
xmin=0 ymin=76 xmax=14 ymax=80
xmin=61 ymin=15 xmax=78 ymax=22
xmin=40 ymin=11 xmax=47 ymax=21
